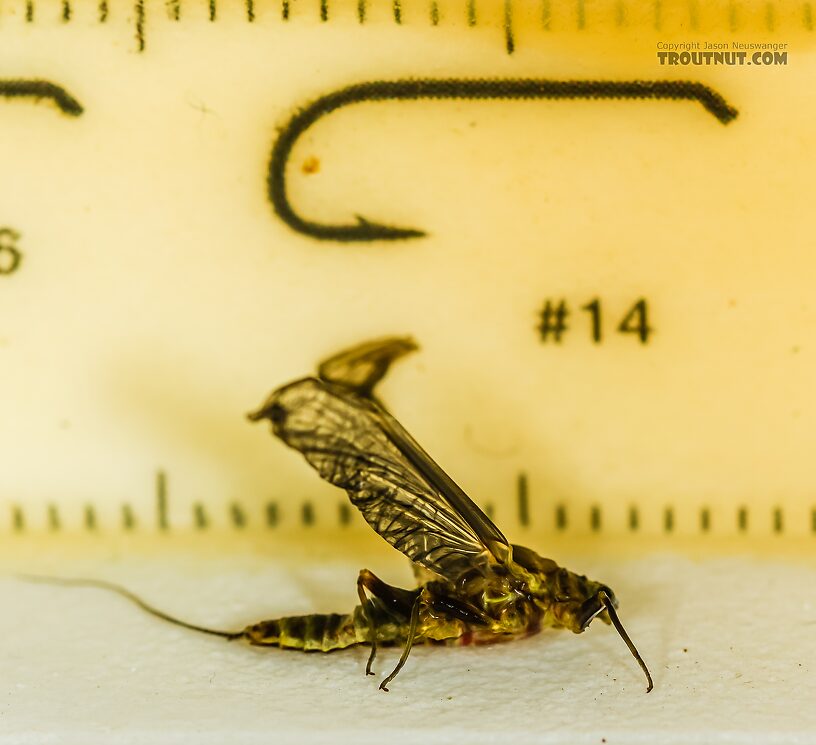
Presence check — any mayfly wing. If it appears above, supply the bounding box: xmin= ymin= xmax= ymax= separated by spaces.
xmin=318 ymin=336 xmax=509 ymax=560
xmin=249 ymin=337 xmax=512 ymax=581
xmin=375 ymin=409 xmax=510 ymax=563
xmin=317 ymin=336 xmax=418 ymax=398
xmin=254 ymin=378 xmax=490 ymax=580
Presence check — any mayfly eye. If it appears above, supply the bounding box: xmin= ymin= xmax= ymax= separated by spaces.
xmin=577 ymin=596 xmax=606 ymax=630
xmin=599 ymin=586 xmax=619 ymax=609
xmin=268 ymin=403 xmax=287 ymax=424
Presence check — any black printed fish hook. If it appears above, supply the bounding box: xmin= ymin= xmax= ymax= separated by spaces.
xmin=0 ymin=79 xmax=83 ymax=116
xmin=267 ymin=78 xmax=738 ymax=243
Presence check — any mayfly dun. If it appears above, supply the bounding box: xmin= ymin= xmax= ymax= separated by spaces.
xmin=26 ymin=337 xmax=652 ymax=693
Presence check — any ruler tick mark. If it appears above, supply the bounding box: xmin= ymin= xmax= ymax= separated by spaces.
xmin=156 ymin=470 xmax=168 ymax=531
xmin=772 ymin=506 xmax=783 ymax=533
xmin=393 ymin=0 xmax=402 ymax=24
xmin=700 ymin=507 xmax=711 ymax=533
xmin=99 ymin=0 xmax=109 ymax=22
xmin=590 ymin=505 xmax=601 ymax=532
xmin=728 ymin=0 xmax=737 ymax=31
xmin=12 ymin=505 xmax=25 ymax=532
xmin=266 ymin=501 xmax=279 ymax=527
xmin=339 ymin=502 xmax=351 ymax=525
xmin=122 ymin=504 xmax=135 ymax=531
xmin=737 ymin=506 xmax=748 ymax=532
xmin=193 ymin=502 xmax=208 ymax=529
xmin=628 ymin=505 xmax=639 ymax=531
xmin=484 ymin=502 xmax=494 ymax=520
xmin=25 ymin=0 xmax=34 ymax=22
xmin=302 ymin=501 xmax=315 ymax=526
xmin=765 ymin=2 xmax=775 ymax=30
xmin=320 ymin=0 xmax=328 ymax=21
xmin=135 ymin=0 xmax=146 ymax=52
xmin=48 ymin=504 xmax=61 ymax=531
xmin=555 ymin=504 xmax=567 ymax=531
xmin=84 ymin=505 xmax=97 ymax=531
xmin=541 ymin=0 xmax=551 ymax=29
xmin=230 ymin=502 xmax=246 ymax=529
xmin=653 ymin=0 xmax=661 ymax=29
xmin=166 ymin=0 xmax=180 ymax=20
xmin=246 ymin=0 xmax=254 ymax=21
xmin=430 ymin=0 xmax=439 ymax=25
xmin=209 ymin=0 xmax=216 ymax=21
xmin=615 ymin=0 xmax=625 ymax=26
xmin=576 ymin=0 xmax=585 ymax=29
xmin=517 ymin=473 xmax=529 ymax=527
xmin=504 ymin=0 xmax=515 ymax=54
xmin=688 ymin=0 xmax=699 ymax=30
xmin=805 ymin=2 xmax=814 ymax=30
xmin=664 ymin=507 xmax=674 ymax=533
xmin=282 ymin=0 xmax=290 ymax=20
xmin=62 ymin=0 xmax=71 ymax=22
xmin=357 ymin=0 xmax=366 ymax=23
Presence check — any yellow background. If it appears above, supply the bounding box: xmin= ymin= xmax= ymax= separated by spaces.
xmin=0 ymin=0 xmax=813 ymax=546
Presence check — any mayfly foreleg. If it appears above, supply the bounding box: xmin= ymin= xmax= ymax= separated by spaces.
xmin=379 ymin=592 xmax=423 ymax=692
xmin=355 ymin=568 xmax=420 ymax=678
xmin=356 ymin=569 xmax=379 ymax=675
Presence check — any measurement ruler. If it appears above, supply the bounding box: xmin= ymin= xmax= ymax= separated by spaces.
xmin=0 ymin=0 xmax=813 ymax=548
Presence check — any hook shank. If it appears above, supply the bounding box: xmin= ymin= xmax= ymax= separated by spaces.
xmin=268 ymin=77 xmax=738 ymax=243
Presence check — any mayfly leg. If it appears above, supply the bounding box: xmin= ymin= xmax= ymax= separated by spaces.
xmin=355 ymin=569 xmax=421 ymax=683
xmin=379 ymin=593 xmax=422 ymax=692
xmin=356 ymin=570 xmax=379 ymax=675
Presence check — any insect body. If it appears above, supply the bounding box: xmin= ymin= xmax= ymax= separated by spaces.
xmin=243 ymin=337 xmax=652 ymax=691
xmin=30 ymin=337 xmax=652 ymax=692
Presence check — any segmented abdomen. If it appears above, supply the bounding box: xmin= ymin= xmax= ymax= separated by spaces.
xmin=243 ymin=611 xmax=363 ymax=651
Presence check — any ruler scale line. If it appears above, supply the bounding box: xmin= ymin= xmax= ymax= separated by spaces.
xmin=156 ymin=471 xmax=168 ymax=531
xmin=517 ymin=473 xmax=529 ymax=527
xmin=503 ymin=0 xmax=514 ymax=54
xmin=48 ymin=504 xmax=60 ymax=531
xmin=135 ymin=0 xmax=146 ymax=52
xmin=590 ymin=505 xmax=601 ymax=532
xmin=266 ymin=502 xmax=279 ymax=527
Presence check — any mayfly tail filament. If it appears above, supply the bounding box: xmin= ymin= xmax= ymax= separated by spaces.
xmin=599 ymin=591 xmax=653 ymax=693
xmin=19 ymin=575 xmax=245 ymax=641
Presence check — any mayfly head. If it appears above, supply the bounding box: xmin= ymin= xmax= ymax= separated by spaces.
xmin=511 ymin=546 xmax=653 ymax=693
xmin=551 ymin=579 xmax=652 ymax=692
xmin=576 ymin=586 xmax=617 ymax=630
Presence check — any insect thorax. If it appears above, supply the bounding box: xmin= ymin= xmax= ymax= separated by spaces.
xmin=461 ymin=544 xmax=615 ymax=636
